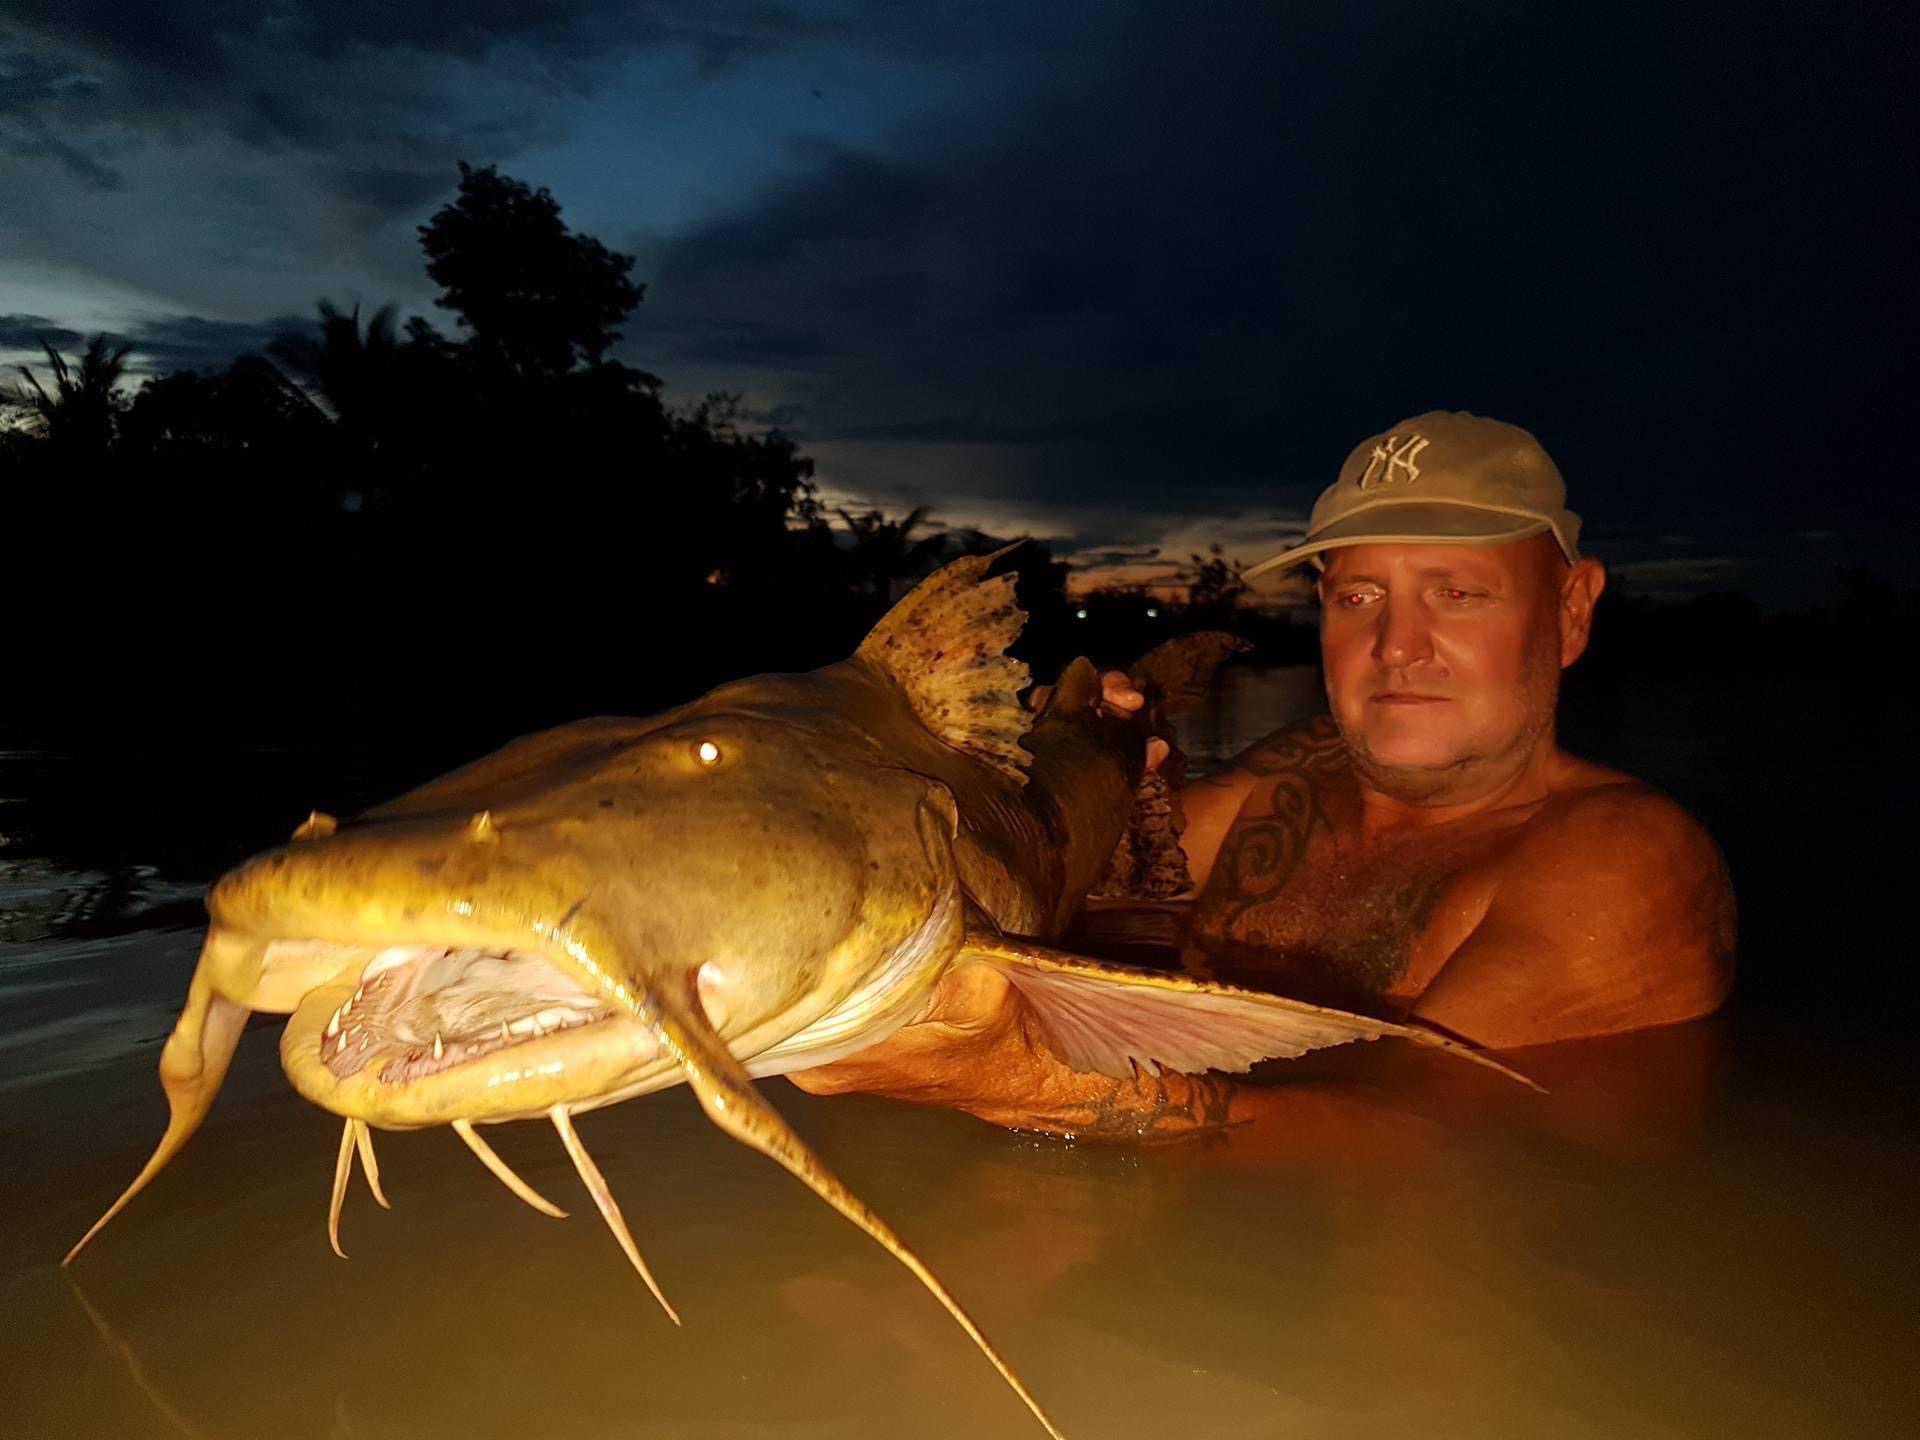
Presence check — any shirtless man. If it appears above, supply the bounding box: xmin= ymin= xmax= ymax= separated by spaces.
xmin=789 ymin=410 xmax=1737 ymax=1136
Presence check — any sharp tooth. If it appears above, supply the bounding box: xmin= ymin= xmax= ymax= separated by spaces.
xmin=509 ymin=1017 xmax=535 ymax=1036
xmin=353 ymin=986 xmax=365 ymax=1001
xmin=359 ymin=1035 xmax=369 ymax=1053
xmin=363 ymin=946 xmax=412 ymax=980
xmin=325 ymin=1009 xmax=341 ymax=1038
xmin=433 ymin=1033 xmax=444 ymax=1060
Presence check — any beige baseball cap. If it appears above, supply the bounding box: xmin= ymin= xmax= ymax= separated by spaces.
xmin=1242 ymin=410 xmax=1583 ymax=582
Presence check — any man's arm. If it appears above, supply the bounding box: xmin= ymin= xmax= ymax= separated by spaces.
xmin=783 ymin=959 xmax=1251 ymax=1139
xmin=1167 ymin=715 xmax=1342 ymax=893
xmin=1411 ymin=784 xmax=1737 ymax=1050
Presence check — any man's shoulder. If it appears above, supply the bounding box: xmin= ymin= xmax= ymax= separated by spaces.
xmin=1419 ymin=770 xmax=1738 ymax=1045
xmin=1501 ymin=772 xmax=1735 ymax=1009
xmin=1520 ymin=769 xmax=1725 ymax=881
xmin=1219 ymin=713 xmax=1347 ymax=780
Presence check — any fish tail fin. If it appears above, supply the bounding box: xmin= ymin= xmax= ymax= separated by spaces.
xmin=642 ymin=974 xmax=1068 ymax=1440
xmin=63 ymin=968 xmax=250 ymax=1265
xmin=1089 ymin=631 xmax=1253 ymax=901
xmin=1125 ymin=631 xmax=1253 ymax=717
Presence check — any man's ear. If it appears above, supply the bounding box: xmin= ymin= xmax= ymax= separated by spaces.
xmin=1559 ymin=557 xmax=1607 ymax=668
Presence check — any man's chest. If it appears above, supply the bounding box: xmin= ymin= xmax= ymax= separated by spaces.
xmin=1184 ymin=812 xmax=1507 ymax=1012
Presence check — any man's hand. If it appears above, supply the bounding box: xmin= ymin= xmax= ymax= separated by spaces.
xmin=1029 ymin=667 xmax=1143 ymax=717
xmin=1029 ymin=668 xmax=1167 ymax=771
xmin=785 ymin=963 xmax=1024 ymax=1105
xmin=788 ymin=669 xmax=1163 ymax=1115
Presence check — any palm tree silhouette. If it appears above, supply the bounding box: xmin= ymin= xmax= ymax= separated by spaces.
xmin=265 ymin=300 xmax=408 ymax=449
xmin=7 ymin=333 xmax=132 ymax=450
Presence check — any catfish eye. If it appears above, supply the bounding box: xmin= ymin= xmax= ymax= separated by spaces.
xmin=694 ymin=740 xmax=722 ymax=767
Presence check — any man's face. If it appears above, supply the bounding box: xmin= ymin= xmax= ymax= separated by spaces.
xmin=1317 ymin=536 xmax=1592 ymax=801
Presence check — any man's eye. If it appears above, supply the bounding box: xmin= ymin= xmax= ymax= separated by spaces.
xmin=1336 ymin=591 xmax=1377 ymax=607
xmin=1438 ymin=588 xmax=1481 ymax=603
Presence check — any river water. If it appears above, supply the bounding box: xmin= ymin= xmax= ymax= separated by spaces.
xmin=1 ymin=665 xmax=1913 ymax=1439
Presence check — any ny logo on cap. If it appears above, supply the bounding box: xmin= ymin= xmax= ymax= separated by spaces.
xmin=1357 ymin=433 xmax=1428 ymax=490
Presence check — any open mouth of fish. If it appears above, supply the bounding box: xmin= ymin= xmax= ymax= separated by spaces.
xmin=309 ymin=944 xmax=615 ymax=1084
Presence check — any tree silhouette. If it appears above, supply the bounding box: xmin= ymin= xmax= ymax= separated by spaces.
xmin=1181 ymin=541 xmax=1248 ymax=613
xmin=834 ymin=504 xmax=946 ymax=596
xmin=119 ymin=359 xmax=330 ymax=456
xmin=264 ymin=301 xmax=410 ymax=445
xmin=5 ymin=333 xmax=131 ymax=451
xmin=418 ymin=162 xmax=648 ymax=385
xmin=0 ymin=161 xmax=957 ymax=739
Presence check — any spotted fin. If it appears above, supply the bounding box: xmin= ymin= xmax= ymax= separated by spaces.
xmin=961 ymin=935 xmax=1543 ymax=1091
xmin=856 ymin=546 xmax=1033 ymax=783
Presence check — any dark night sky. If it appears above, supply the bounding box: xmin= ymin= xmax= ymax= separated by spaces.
xmin=1 ymin=2 xmax=1911 ymax=603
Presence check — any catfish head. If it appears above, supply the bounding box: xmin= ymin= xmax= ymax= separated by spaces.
xmin=211 ymin=691 xmax=968 ymax=1135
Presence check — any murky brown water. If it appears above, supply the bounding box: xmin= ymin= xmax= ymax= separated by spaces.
xmin=3 ymin=668 xmax=1915 ymax=1439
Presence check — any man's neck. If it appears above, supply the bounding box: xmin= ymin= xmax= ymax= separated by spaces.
xmin=1350 ymin=734 xmax=1565 ymax=843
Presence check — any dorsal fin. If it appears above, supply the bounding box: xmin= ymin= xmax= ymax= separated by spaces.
xmin=857 ymin=546 xmax=1034 ymax=783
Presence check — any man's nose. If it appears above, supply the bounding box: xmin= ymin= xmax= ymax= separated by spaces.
xmin=1372 ymin=598 xmax=1433 ymax=669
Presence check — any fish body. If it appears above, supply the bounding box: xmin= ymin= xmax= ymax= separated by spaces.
xmin=65 ymin=547 xmax=1532 ymax=1438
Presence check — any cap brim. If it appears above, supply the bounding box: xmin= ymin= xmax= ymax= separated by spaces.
xmin=1243 ymin=505 xmax=1553 ymax=583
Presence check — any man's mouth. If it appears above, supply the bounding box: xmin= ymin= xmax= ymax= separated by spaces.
xmin=1371 ymin=691 xmax=1450 ymax=705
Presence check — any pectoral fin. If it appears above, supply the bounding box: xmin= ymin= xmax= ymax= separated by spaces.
xmin=960 ymin=935 xmax=1544 ymax=1092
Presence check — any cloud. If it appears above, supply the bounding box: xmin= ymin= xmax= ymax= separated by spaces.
xmin=1 ymin=0 xmax=1911 ymax=598
xmin=1057 ymin=545 xmax=1165 ymax=571
xmin=640 ymin=2 xmax=1917 ymax=555
xmin=0 ymin=0 xmax=1088 ymax=370
xmin=0 ymin=3 xmax=900 ymax=328
xmin=114 ymin=313 xmax=317 ymax=374
xmin=1 ymin=310 xmax=316 ymax=377
xmin=669 ymin=316 xmax=829 ymax=365
xmin=0 ymin=313 xmax=83 ymax=352
xmin=0 ymin=2 xmax=1049 ymax=176
xmin=0 ymin=47 xmax=120 ymax=186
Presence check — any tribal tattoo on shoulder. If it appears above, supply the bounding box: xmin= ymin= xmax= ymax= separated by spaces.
xmin=1200 ymin=716 xmax=1349 ymax=934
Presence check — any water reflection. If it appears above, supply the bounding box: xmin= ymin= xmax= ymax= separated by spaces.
xmin=0 ymin=855 xmax=206 ymax=945
xmin=8 ymin=1013 xmax=1910 ymax=1440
